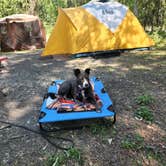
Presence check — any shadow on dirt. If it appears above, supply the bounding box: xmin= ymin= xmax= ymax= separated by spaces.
xmin=0 ymin=49 xmax=165 ymax=165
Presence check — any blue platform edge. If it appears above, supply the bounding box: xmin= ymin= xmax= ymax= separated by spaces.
xmin=39 ymin=77 xmax=115 ymax=123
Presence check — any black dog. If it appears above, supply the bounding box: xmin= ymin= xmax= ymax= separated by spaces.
xmin=58 ymin=68 xmax=100 ymax=111
xmin=58 ymin=68 xmax=91 ymax=101
xmin=58 ymin=68 xmax=101 ymax=111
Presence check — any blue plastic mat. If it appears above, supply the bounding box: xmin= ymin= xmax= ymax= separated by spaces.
xmin=39 ymin=77 xmax=115 ymax=123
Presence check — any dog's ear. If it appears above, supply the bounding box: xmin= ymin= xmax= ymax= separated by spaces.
xmin=74 ymin=69 xmax=81 ymax=77
xmin=85 ymin=68 xmax=90 ymax=75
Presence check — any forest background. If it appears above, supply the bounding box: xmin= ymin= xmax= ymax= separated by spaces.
xmin=0 ymin=0 xmax=165 ymax=48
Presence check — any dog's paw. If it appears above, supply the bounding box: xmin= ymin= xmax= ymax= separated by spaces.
xmin=97 ymin=100 xmax=103 ymax=108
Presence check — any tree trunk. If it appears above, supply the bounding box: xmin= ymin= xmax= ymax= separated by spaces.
xmin=134 ymin=0 xmax=138 ymax=17
xmin=29 ymin=0 xmax=37 ymax=15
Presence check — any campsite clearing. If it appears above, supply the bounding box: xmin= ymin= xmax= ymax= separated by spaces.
xmin=0 ymin=49 xmax=166 ymax=166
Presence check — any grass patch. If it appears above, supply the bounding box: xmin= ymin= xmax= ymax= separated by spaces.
xmin=89 ymin=119 xmax=116 ymax=137
xmin=122 ymin=139 xmax=166 ymax=165
xmin=89 ymin=121 xmax=116 ymax=144
xmin=136 ymin=94 xmax=155 ymax=106
xmin=90 ymin=123 xmax=108 ymax=136
xmin=135 ymin=106 xmax=154 ymax=122
xmin=121 ymin=134 xmax=144 ymax=150
xmin=45 ymin=147 xmax=83 ymax=166
xmin=145 ymin=146 xmax=166 ymax=166
xmin=135 ymin=94 xmax=154 ymax=123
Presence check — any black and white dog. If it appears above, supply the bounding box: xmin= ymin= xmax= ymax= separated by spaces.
xmin=58 ymin=68 xmax=99 ymax=109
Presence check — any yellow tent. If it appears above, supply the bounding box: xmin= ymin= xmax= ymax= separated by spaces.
xmin=42 ymin=1 xmax=154 ymax=56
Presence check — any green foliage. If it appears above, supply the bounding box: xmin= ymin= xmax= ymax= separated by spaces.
xmin=135 ymin=106 xmax=154 ymax=122
xmin=122 ymin=135 xmax=166 ymax=164
xmin=119 ymin=0 xmax=166 ymax=32
xmin=43 ymin=22 xmax=54 ymax=39
xmin=0 ymin=0 xmax=90 ymax=24
xmin=0 ymin=0 xmax=29 ymax=18
xmin=121 ymin=134 xmax=144 ymax=150
xmin=135 ymin=94 xmax=155 ymax=123
xmin=149 ymin=29 xmax=166 ymax=49
xmin=90 ymin=123 xmax=108 ymax=136
xmin=35 ymin=0 xmax=76 ymax=24
xmin=45 ymin=147 xmax=83 ymax=166
xmin=89 ymin=120 xmax=117 ymax=142
xmin=0 ymin=0 xmax=165 ymax=32
xmin=136 ymin=94 xmax=155 ymax=105
xmin=145 ymin=146 xmax=166 ymax=166
xmin=35 ymin=0 xmax=58 ymax=24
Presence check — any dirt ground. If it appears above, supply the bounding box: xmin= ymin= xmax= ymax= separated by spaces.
xmin=0 ymin=49 xmax=166 ymax=166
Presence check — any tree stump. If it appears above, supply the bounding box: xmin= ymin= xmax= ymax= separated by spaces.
xmin=0 ymin=14 xmax=46 ymax=52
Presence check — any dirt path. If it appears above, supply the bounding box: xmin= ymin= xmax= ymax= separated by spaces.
xmin=0 ymin=49 xmax=166 ymax=166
